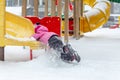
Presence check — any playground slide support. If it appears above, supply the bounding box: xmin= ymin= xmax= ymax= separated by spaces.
xmin=0 ymin=0 xmax=6 ymax=61
xmin=0 ymin=0 xmax=5 ymax=47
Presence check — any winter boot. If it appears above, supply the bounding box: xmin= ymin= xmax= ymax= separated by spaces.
xmin=48 ymin=36 xmax=80 ymax=63
xmin=61 ymin=44 xmax=81 ymax=63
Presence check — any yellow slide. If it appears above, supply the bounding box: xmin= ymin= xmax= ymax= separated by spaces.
xmin=81 ymin=0 xmax=111 ymax=33
xmin=0 ymin=0 xmax=41 ymax=49
xmin=6 ymin=12 xmax=34 ymax=38
xmin=0 ymin=0 xmax=42 ymax=61
xmin=4 ymin=12 xmax=41 ymax=49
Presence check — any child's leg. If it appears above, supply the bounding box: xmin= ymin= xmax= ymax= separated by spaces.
xmin=48 ymin=35 xmax=64 ymax=53
xmin=48 ymin=35 xmax=80 ymax=62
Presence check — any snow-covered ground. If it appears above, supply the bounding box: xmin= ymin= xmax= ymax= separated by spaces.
xmin=1 ymin=28 xmax=120 ymax=80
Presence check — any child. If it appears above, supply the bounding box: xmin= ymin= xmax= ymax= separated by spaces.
xmin=32 ymin=22 xmax=80 ymax=63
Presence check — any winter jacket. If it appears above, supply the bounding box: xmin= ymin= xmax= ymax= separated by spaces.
xmin=32 ymin=24 xmax=57 ymax=45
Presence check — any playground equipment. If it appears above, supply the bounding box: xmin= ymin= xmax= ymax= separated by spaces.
xmin=0 ymin=0 xmax=41 ymax=61
xmin=80 ymin=0 xmax=111 ymax=32
xmin=0 ymin=0 xmax=111 ymax=61
xmin=55 ymin=0 xmax=110 ymax=41
xmin=119 ymin=16 xmax=120 ymax=26
xmin=62 ymin=0 xmax=111 ymax=34
xmin=0 ymin=0 xmax=61 ymax=61
xmin=25 ymin=16 xmax=61 ymax=36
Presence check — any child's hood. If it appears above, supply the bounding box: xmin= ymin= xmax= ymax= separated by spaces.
xmin=35 ymin=25 xmax=48 ymax=33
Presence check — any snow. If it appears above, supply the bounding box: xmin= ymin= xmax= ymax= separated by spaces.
xmin=2 ymin=7 xmax=120 ymax=80
xmin=5 ymin=35 xmax=36 ymax=41
xmin=6 ymin=7 xmax=22 ymax=16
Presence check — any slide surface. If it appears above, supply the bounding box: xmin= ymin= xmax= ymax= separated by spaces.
xmin=6 ymin=12 xmax=34 ymax=38
xmin=81 ymin=0 xmax=111 ymax=33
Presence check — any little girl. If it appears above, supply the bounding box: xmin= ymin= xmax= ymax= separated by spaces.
xmin=32 ymin=22 xmax=80 ymax=63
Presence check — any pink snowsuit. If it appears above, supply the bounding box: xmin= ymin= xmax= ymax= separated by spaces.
xmin=32 ymin=24 xmax=57 ymax=45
